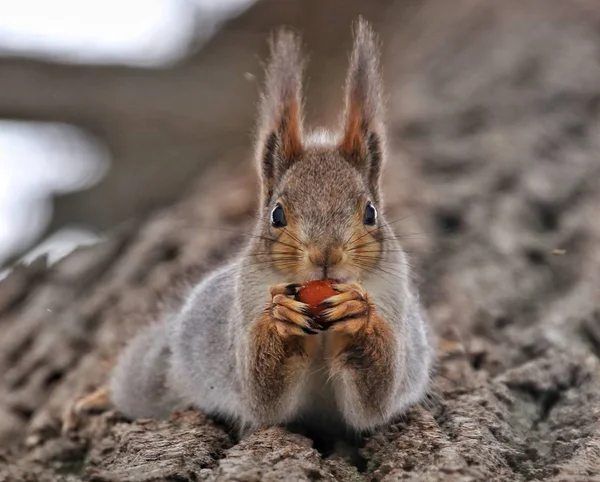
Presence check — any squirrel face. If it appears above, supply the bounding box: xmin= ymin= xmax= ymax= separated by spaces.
xmin=258 ymin=146 xmax=384 ymax=284
xmin=248 ymin=24 xmax=398 ymax=285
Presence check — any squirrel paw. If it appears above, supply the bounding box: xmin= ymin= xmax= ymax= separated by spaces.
xmin=318 ymin=283 xmax=371 ymax=335
xmin=269 ymin=283 xmax=321 ymax=336
xmin=61 ymin=386 xmax=111 ymax=435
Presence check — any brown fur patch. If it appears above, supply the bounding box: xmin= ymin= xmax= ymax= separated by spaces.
xmin=280 ymin=101 xmax=303 ymax=160
xmin=339 ymin=100 xmax=366 ymax=158
xmin=249 ymin=310 xmax=318 ymax=411
xmin=327 ymin=307 xmax=396 ymax=415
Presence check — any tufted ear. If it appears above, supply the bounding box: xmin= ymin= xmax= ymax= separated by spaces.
xmin=256 ymin=29 xmax=305 ymax=204
xmin=339 ymin=18 xmax=385 ymax=200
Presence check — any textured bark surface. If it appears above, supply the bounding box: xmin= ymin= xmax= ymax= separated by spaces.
xmin=2 ymin=1 xmax=600 ymax=480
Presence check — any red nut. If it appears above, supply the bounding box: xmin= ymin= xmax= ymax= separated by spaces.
xmin=297 ymin=279 xmax=337 ymax=314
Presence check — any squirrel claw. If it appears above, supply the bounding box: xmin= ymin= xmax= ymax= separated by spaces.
xmin=270 ymin=283 xmax=301 ymax=297
xmin=318 ymin=290 xmax=362 ymax=308
xmin=330 ymin=283 xmax=365 ymax=295
xmin=271 ymin=299 xmax=320 ymax=336
xmin=284 ymin=283 xmax=302 ymax=296
xmin=317 ymin=285 xmax=371 ymax=331
xmin=319 ymin=300 xmax=369 ymax=324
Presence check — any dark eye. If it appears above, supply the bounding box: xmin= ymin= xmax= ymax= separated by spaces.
xmin=363 ymin=201 xmax=377 ymax=226
xmin=271 ymin=203 xmax=287 ymax=228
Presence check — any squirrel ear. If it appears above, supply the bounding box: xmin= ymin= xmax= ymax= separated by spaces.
xmin=256 ymin=29 xmax=304 ymax=204
xmin=339 ymin=18 xmax=385 ymax=199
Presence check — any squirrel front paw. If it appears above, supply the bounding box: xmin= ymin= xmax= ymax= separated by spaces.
xmin=318 ymin=283 xmax=371 ymax=335
xmin=269 ymin=283 xmax=322 ymax=336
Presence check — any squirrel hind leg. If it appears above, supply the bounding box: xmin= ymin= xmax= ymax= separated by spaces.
xmin=62 ymin=386 xmax=111 ymax=434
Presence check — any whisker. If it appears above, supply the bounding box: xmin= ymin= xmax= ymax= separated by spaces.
xmin=346 ymin=233 xmax=425 ymax=252
xmin=202 ymin=227 xmax=303 ymax=252
xmin=353 ymin=259 xmax=412 ymax=275
xmin=353 ymin=251 xmax=413 ymax=264
xmin=344 ymin=214 xmax=416 ymax=248
xmin=350 ymin=262 xmax=398 ymax=285
xmin=241 ymin=263 xmax=300 ymax=272
xmin=344 ymin=225 xmax=366 ymax=247
xmin=307 ymin=363 xmax=330 ymax=378
xmin=352 ymin=255 xmax=405 ymax=267
xmin=352 ymin=259 xmax=411 ymax=284
xmin=244 ymin=212 xmax=308 ymax=248
xmin=281 ymin=229 xmax=306 ymax=248
xmin=241 ymin=258 xmax=302 ymax=268
xmin=353 ymin=249 xmax=407 ymax=254
xmin=244 ymin=261 xmax=299 ymax=278
xmin=239 ymin=252 xmax=303 ymax=259
xmin=356 ymin=267 xmax=410 ymax=286
xmin=347 ymin=237 xmax=400 ymax=251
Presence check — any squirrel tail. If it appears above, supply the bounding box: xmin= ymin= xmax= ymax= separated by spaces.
xmin=110 ymin=322 xmax=184 ymax=420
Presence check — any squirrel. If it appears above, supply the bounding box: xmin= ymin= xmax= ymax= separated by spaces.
xmin=64 ymin=18 xmax=434 ymax=438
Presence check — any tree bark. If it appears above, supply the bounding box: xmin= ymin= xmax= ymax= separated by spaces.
xmin=1 ymin=0 xmax=600 ymax=480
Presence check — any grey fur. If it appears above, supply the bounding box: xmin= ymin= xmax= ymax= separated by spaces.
xmin=109 ymin=18 xmax=434 ymax=435
xmin=110 ymin=321 xmax=185 ymax=419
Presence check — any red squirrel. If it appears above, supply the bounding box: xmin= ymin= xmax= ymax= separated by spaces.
xmin=65 ymin=19 xmax=434 ymax=438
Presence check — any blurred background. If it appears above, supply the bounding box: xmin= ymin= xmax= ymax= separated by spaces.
xmin=0 ymin=0 xmax=599 ymax=270
xmin=2 ymin=2 xmax=600 ymax=475
xmin=0 ymin=0 xmax=258 ymax=269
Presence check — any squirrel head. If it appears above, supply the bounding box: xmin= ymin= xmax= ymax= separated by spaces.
xmin=250 ymin=19 xmax=401 ymax=285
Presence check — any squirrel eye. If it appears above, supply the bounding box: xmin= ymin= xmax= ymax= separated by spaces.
xmin=363 ymin=201 xmax=377 ymax=226
xmin=271 ymin=203 xmax=287 ymax=228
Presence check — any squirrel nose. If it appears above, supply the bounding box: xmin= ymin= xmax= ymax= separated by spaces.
xmin=308 ymin=246 xmax=344 ymax=268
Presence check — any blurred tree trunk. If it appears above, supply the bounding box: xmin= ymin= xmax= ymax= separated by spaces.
xmin=1 ymin=0 xmax=600 ymax=480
